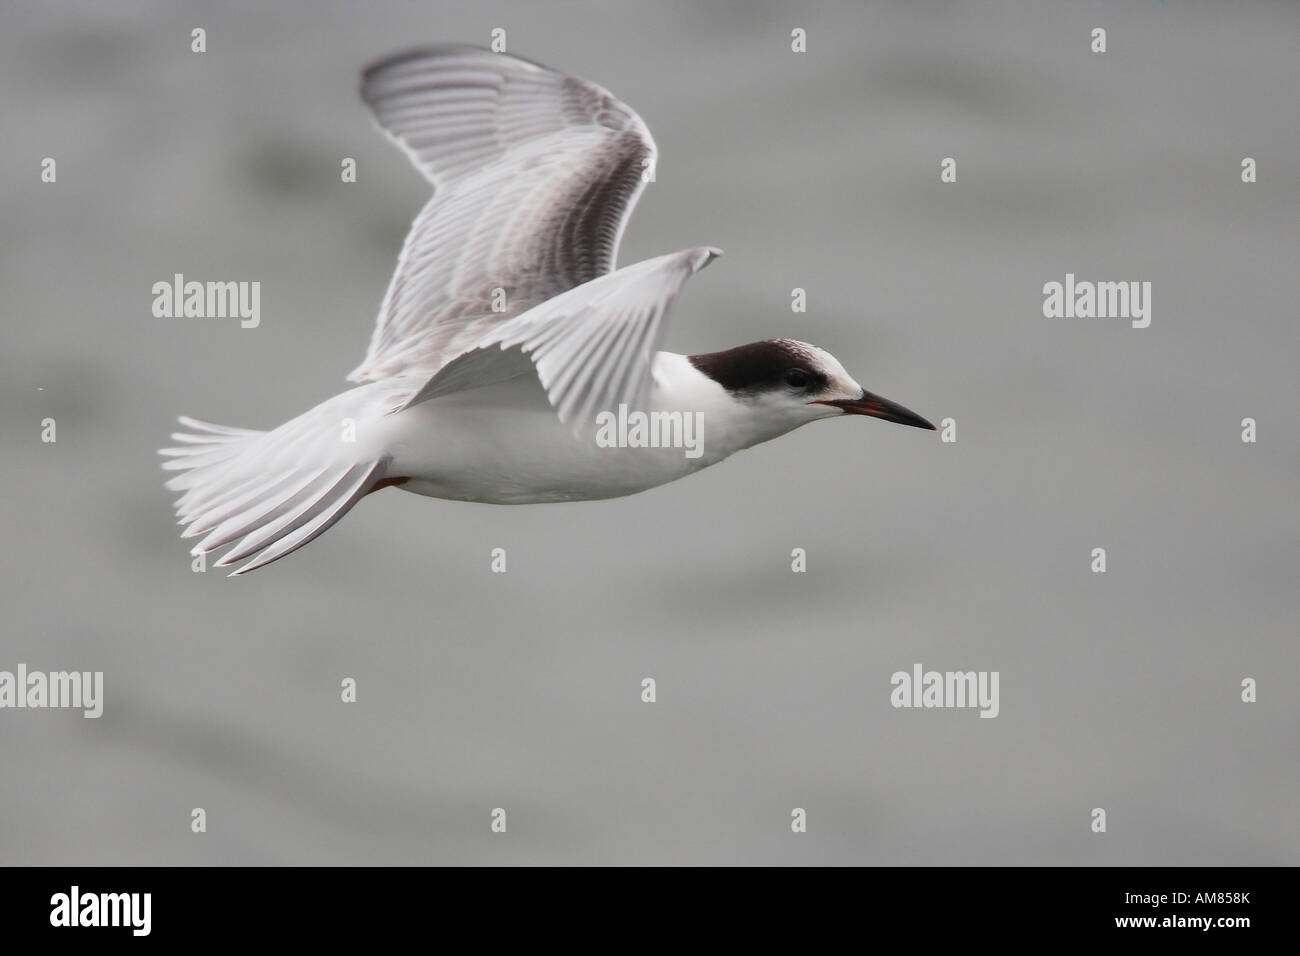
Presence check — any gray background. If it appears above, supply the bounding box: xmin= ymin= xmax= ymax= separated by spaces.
xmin=2 ymin=0 xmax=1296 ymax=865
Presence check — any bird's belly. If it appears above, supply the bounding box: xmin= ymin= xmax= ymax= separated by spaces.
xmin=386 ymin=382 xmax=711 ymax=504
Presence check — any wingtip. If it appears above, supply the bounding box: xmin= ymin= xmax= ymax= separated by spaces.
xmin=361 ymin=43 xmax=479 ymax=79
xmin=360 ymin=43 xmax=547 ymax=98
xmin=690 ymin=246 xmax=723 ymax=272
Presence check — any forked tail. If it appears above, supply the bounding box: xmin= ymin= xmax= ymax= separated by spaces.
xmin=159 ymin=389 xmax=397 ymax=575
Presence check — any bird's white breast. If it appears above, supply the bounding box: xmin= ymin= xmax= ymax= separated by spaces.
xmin=385 ymin=352 xmax=757 ymax=504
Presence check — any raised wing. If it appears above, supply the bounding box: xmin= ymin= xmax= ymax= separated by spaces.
xmin=406 ymin=247 xmax=722 ymax=430
xmin=349 ymin=45 xmax=657 ymax=384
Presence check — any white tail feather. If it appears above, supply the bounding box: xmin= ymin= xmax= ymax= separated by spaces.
xmin=160 ymin=391 xmax=398 ymax=574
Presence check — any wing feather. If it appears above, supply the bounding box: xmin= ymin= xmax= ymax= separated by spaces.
xmin=403 ymin=247 xmax=722 ymax=431
xmin=350 ymin=46 xmax=657 ymax=384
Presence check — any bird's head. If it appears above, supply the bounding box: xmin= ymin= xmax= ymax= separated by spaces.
xmin=688 ymin=338 xmax=935 ymax=439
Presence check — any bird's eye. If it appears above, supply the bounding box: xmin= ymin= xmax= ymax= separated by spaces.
xmin=784 ymin=368 xmax=812 ymax=389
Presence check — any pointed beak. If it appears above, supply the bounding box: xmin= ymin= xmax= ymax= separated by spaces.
xmin=813 ymin=389 xmax=936 ymax=430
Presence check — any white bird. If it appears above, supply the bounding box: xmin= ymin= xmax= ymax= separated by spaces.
xmin=161 ymin=45 xmax=934 ymax=576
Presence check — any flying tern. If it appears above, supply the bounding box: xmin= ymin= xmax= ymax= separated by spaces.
xmin=161 ymin=45 xmax=935 ymax=575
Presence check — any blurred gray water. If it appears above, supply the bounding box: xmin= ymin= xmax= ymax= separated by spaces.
xmin=1 ymin=0 xmax=1297 ymax=865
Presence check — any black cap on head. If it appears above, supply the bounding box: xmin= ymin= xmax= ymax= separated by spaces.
xmin=688 ymin=339 xmax=828 ymax=397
